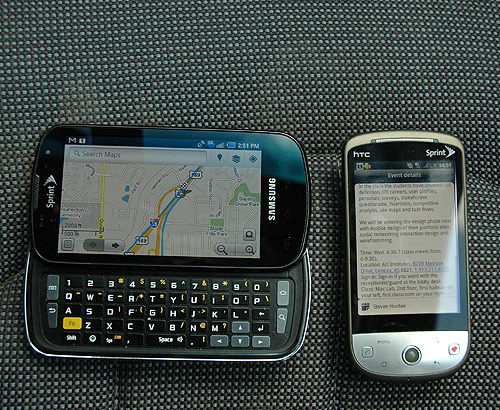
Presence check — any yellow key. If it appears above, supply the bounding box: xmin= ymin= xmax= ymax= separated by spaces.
xmin=63 ymin=317 xmax=82 ymax=330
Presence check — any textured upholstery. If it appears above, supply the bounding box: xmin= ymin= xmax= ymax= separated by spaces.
xmin=1 ymin=1 xmax=499 ymax=409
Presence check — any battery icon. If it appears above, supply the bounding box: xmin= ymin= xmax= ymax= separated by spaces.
xmin=227 ymin=142 xmax=236 ymax=148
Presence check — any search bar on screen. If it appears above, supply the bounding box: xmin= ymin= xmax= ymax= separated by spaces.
xmin=68 ymin=146 xmax=207 ymax=165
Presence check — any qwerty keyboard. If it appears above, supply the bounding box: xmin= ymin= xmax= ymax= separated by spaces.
xmin=43 ymin=274 xmax=294 ymax=352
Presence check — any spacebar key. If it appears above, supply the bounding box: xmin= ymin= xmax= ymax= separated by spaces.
xmin=146 ymin=334 xmax=185 ymax=347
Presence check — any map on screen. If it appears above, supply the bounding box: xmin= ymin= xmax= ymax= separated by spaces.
xmin=58 ymin=144 xmax=262 ymax=259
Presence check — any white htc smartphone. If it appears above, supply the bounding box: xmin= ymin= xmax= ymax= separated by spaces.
xmin=26 ymin=126 xmax=310 ymax=361
xmin=344 ymin=131 xmax=469 ymax=381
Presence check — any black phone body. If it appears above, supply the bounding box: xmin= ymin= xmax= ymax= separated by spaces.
xmin=344 ymin=131 xmax=470 ymax=381
xmin=26 ymin=126 xmax=310 ymax=361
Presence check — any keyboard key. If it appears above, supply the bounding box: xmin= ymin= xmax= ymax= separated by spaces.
xmin=253 ymin=295 xmax=270 ymax=306
xmin=84 ymin=305 xmax=102 ymax=317
xmin=83 ymin=319 xmax=102 ymax=331
xmin=253 ymin=281 xmax=270 ymax=292
xmin=189 ymin=307 xmax=208 ymax=319
xmin=64 ymin=291 xmax=83 ymax=302
xmin=168 ymin=307 xmax=186 ymax=318
xmin=83 ymin=333 xmax=102 ymax=345
xmin=232 ymin=280 xmax=249 ymax=292
xmin=106 ymin=292 xmax=124 ymax=303
xmin=63 ymin=317 xmax=82 ymax=330
xmin=167 ymin=321 xmax=186 ymax=333
xmin=65 ymin=276 xmax=84 ymax=288
xmin=232 ymin=295 xmax=249 ymax=305
xmin=231 ymin=309 xmax=249 ymax=320
xmin=277 ymin=308 xmax=288 ymax=334
xmin=210 ymin=335 xmax=229 ymax=347
xmin=146 ymin=334 xmax=185 ymax=347
xmin=105 ymin=320 xmax=123 ymax=331
xmin=189 ymin=293 xmax=208 ymax=305
xmin=188 ymin=335 xmax=207 ymax=347
xmin=252 ymin=308 xmax=270 ymax=320
xmin=126 ymin=320 xmax=145 ymax=332
xmin=128 ymin=292 xmax=146 ymax=303
xmin=210 ymin=308 xmax=228 ymax=319
xmin=232 ymin=321 xmax=250 ymax=334
xmin=231 ymin=335 xmax=250 ymax=348
xmin=63 ymin=304 xmax=81 ymax=316
xmin=212 ymin=280 xmax=230 ymax=291
xmin=252 ymin=336 xmax=271 ymax=348
xmin=190 ymin=279 xmax=208 ymax=291
xmin=148 ymin=293 xmax=166 ymax=304
xmin=188 ymin=321 xmax=208 ymax=333
xmin=46 ymin=275 xmax=60 ymax=300
xmin=277 ymin=281 xmax=290 ymax=306
xmin=148 ymin=306 xmax=166 ymax=318
xmin=211 ymin=294 xmax=229 ymax=305
xmin=145 ymin=320 xmax=165 ymax=332
xmin=104 ymin=305 xmax=123 ymax=317
xmin=252 ymin=322 xmax=270 ymax=334
xmin=149 ymin=278 xmax=167 ymax=290
xmin=125 ymin=334 xmax=144 ymax=346
xmin=86 ymin=277 xmax=104 ymax=288
xmin=210 ymin=321 xmax=228 ymax=333
xmin=63 ymin=333 xmax=80 ymax=344
xmin=169 ymin=293 xmax=186 ymax=305
xmin=85 ymin=291 xmax=103 ymax=302
xmin=127 ymin=306 xmax=145 ymax=317
xmin=127 ymin=277 xmax=146 ymax=289
xmin=107 ymin=277 xmax=126 ymax=289
xmin=104 ymin=334 xmax=123 ymax=346
xmin=170 ymin=279 xmax=187 ymax=290
xmin=47 ymin=303 xmax=58 ymax=328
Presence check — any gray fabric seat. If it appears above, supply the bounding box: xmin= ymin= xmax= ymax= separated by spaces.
xmin=1 ymin=1 xmax=499 ymax=408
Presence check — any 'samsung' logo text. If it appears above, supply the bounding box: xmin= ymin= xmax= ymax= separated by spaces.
xmin=268 ymin=178 xmax=276 ymax=221
xmin=426 ymin=145 xmax=456 ymax=158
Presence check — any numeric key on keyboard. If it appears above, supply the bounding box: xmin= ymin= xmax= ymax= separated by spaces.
xmin=212 ymin=280 xmax=230 ymax=291
xmin=86 ymin=277 xmax=104 ymax=288
xmin=149 ymin=278 xmax=167 ymax=290
xmin=253 ymin=281 xmax=270 ymax=292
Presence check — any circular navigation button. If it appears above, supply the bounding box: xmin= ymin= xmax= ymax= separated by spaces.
xmin=402 ymin=346 xmax=421 ymax=365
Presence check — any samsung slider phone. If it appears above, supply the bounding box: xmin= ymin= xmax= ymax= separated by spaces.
xmin=344 ymin=131 xmax=469 ymax=381
xmin=26 ymin=126 xmax=310 ymax=361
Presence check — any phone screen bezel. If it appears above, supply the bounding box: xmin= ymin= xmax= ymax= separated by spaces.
xmin=345 ymin=135 xmax=469 ymax=334
xmin=31 ymin=126 xmax=310 ymax=269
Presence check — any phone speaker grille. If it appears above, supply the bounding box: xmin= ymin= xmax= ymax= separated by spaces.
xmin=32 ymin=174 xmax=40 ymax=210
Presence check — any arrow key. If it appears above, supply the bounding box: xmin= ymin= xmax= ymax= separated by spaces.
xmin=231 ymin=335 xmax=250 ymax=348
xmin=252 ymin=336 xmax=271 ymax=348
xmin=231 ymin=321 xmax=250 ymax=334
xmin=210 ymin=335 xmax=229 ymax=347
